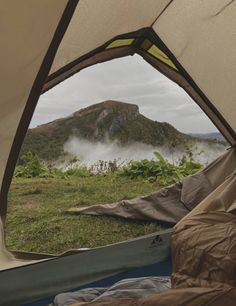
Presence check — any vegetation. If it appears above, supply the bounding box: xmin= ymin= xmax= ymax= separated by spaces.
xmin=114 ymin=115 xmax=189 ymax=147
xmin=6 ymin=150 xmax=202 ymax=254
xmin=118 ymin=151 xmax=202 ymax=185
xmin=14 ymin=152 xmax=92 ymax=179
xmin=15 ymin=151 xmax=52 ymax=178
xmin=14 ymin=150 xmax=202 ymax=182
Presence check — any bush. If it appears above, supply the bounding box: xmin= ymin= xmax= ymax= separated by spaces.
xmin=14 ymin=152 xmax=50 ymax=178
xmin=118 ymin=151 xmax=202 ymax=185
xmin=14 ymin=152 xmax=93 ymax=179
xmin=64 ymin=167 xmax=92 ymax=177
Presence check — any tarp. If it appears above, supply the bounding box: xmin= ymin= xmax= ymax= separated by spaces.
xmin=66 ymin=148 xmax=236 ymax=224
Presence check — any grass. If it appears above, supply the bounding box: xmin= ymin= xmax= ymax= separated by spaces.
xmin=6 ymin=175 xmax=163 ymax=254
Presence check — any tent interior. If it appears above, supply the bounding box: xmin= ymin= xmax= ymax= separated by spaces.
xmin=0 ymin=1 xmax=235 ymax=305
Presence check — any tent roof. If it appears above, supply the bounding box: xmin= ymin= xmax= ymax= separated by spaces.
xmin=0 ymin=0 xmax=235 ymax=218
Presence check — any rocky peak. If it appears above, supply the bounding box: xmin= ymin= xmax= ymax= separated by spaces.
xmin=73 ymin=100 xmax=140 ymax=138
xmin=74 ymin=100 xmax=139 ymax=119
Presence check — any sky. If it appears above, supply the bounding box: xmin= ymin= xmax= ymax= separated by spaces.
xmin=33 ymin=54 xmax=217 ymax=134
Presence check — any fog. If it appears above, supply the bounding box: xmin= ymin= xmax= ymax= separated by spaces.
xmin=63 ymin=137 xmax=227 ymax=168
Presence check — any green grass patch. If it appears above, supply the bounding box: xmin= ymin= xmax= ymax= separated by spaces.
xmin=6 ymin=175 xmax=162 ymax=254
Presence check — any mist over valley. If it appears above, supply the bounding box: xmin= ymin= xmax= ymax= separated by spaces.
xmin=21 ymin=100 xmax=227 ymax=168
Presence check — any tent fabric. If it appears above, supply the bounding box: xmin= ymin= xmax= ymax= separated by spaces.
xmin=0 ymin=0 xmax=78 ymax=219
xmin=0 ymin=230 xmax=172 ymax=306
xmin=49 ymin=0 xmax=171 ymax=74
xmin=66 ymin=182 xmax=187 ymax=224
xmin=176 ymin=149 xmax=236 ymax=225
xmin=66 ymin=176 xmax=210 ymax=225
xmin=47 ymin=0 xmax=236 ymax=143
xmin=50 ymin=156 xmax=236 ymax=306
xmin=169 ymin=172 xmax=236 ymax=305
xmin=66 ymin=148 xmax=236 ymax=223
xmin=152 ymin=0 xmax=236 ymax=140
xmin=172 ymin=211 xmax=236 ymax=290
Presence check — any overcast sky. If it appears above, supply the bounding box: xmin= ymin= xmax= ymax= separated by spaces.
xmin=34 ymin=54 xmax=217 ymax=133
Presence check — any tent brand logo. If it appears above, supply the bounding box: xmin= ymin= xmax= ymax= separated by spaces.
xmin=149 ymin=235 xmax=164 ymax=248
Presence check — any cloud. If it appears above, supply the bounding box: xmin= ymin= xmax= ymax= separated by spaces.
xmin=33 ymin=54 xmax=218 ymax=133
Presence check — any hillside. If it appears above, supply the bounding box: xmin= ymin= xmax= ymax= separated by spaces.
xmin=21 ymin=100 xmax=218 ymax=162
xmin=190 ymin=132 xmax=226 ymax=142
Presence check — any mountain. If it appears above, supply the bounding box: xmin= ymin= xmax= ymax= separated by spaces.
xmin=190 ymin=132 xmax=226 ymax=142
xmin=21 ymin=100 xmax=222 ymax=162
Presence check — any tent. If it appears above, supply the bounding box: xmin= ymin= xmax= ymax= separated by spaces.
xmin=0 ymin=1 xmax=235 ymax=305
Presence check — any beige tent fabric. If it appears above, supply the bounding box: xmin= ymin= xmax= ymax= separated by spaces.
xmin=153 ymin=0 xmax=236 ymax=137
xmin=172 ymin=211 xmax=236 ymax=289
xmin=178 ymin=161 xmax=236 ymax=224
xmin=67 ymin=182 xmax=187 ymax=224
xmin=66 ymin=175 xmax=212 ymax=224
xmin=0 ymin=1 xmax=77 ymax=267
xmin=204 ymin=147 xmax=236 ymax=187
xmin=50 ymin=0 xmax=170 ymax=74
xmin=0 ymin=1 xmax=69 ymax=217
xmin=66 ymin=148 xmax=235 ymax=224
xmin=169 ymin=171 xmax=236 ymax=305
xmin=47 ymin=0 xmax=236 ymax=144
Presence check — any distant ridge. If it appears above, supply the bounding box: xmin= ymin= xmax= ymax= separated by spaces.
xmin=190 ymin=132 xmax=226 ymax=142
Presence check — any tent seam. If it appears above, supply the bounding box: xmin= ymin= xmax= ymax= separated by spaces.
xmin=150 ymin=0 xmax=174 ymax=28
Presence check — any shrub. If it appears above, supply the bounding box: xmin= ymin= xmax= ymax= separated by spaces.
xmin=14 ymin=150 xmax=202 ymax=185
xmin=14 ymin=152 xmax=50 ymax=178
xmin=14 ymin=152 xmax=93 ymax=179
xmin=118 ymin=151 xmax=202 ymax=185
xmin=64 ymin=167 xmax=92 ymax=177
